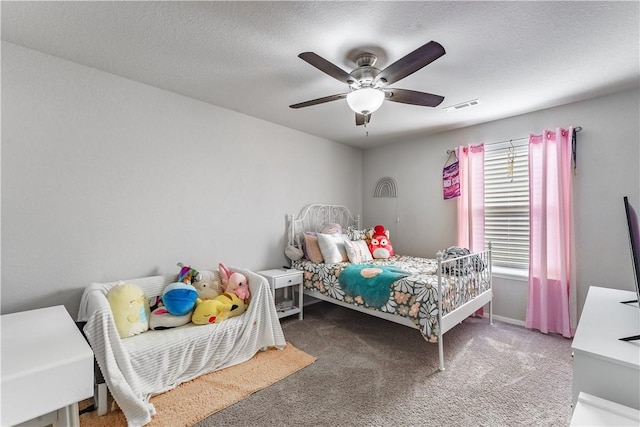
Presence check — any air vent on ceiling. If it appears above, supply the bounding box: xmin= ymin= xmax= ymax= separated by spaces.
xmin=442 ymin=99 xmax=480 ymax=112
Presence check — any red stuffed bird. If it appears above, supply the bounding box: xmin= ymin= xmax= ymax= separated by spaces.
xmin=369 ymin=225 xmax=394 ymax=259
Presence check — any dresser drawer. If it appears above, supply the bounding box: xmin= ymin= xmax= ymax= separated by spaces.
xmin=272 ymin=273 xmax=302 ymax=289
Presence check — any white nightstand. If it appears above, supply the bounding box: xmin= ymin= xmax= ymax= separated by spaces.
xmin=258 ymin=269 xmax=304 ymax=320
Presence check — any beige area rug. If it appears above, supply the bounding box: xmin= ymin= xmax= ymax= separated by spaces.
xmin=79 ymin=343 xmax=316 ymax=427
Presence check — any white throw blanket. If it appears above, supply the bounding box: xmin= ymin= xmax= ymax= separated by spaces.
xmin=77 ymin=268 xmax=286 ymax=427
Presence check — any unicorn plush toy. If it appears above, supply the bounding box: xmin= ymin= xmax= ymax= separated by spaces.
xmin=176 ymin=262 xmax=199 ymax=285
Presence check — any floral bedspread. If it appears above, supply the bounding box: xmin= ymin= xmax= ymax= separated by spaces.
xmin=292 ymin=255 xmax=490 ymax=342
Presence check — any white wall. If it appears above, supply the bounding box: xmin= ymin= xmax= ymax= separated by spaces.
xmin=3 ymin=41 xmax=638 ymax=324
xmin=363 ymin=89 xmax=640 ymax=322
xmin=1 ymin=42 xmax=363 ymax=316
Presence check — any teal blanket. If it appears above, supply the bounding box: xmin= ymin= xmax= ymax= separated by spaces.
xmin=338 ymin=264 xmax=410 ymax=308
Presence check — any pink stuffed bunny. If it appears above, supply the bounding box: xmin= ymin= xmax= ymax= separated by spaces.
xmin=218 ymin=263 xmax=250 ymax=300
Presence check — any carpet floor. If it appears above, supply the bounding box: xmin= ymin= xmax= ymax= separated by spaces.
xmin=195 ymin=301 xmax=573 ymax=427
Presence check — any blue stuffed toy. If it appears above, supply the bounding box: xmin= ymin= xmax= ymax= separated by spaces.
xmin=162 ymin=282 xmax=198 ymax=316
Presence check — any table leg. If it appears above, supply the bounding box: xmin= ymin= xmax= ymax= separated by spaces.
xmin=55 ymin=402 xmax=79 ymax=427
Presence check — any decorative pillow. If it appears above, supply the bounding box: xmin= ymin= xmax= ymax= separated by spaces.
xmin=321 ymin=223 xmax=343 ymax=235
xmin=344 ymin=239 xmax=374 ymax=263
xmin=317 ymin=232 xmax=348 ymax=263
xmin=303 ymin=232 xmax=324 ymax=263
xmin=107 ymin=282 xmax=150 ymax=339
xmin=346 ymin=226 xmax=373 ymax=242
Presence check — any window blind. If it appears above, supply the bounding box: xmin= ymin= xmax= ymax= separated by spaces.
xmin=484 ymin=144 xmax=529 ymax=269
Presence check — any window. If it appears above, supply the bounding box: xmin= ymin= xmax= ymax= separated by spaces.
xmin=484 ymin=142 xmax=529 ymax=269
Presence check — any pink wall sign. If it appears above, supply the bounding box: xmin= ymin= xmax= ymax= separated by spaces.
xmin=443 ymin=161 xmax=460 ymax=199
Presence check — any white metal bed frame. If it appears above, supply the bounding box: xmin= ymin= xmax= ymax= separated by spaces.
xmin=289 ymin=203 xmax=493 ymax=370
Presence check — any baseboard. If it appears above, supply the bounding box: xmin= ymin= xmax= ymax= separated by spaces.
xmin=486 ymin=313 xmax=526 ymax=327
xmin=302 ymin=297 xmax=323 ymax=307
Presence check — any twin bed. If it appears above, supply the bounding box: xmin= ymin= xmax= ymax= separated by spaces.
xmin=288 ymin=203 xmax=493 ymax=370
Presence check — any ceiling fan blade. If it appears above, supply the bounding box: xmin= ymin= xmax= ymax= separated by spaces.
xmin=298 ymin=52 xmax=354 ymax=84
xmin=385 ymin=88 xmax=444 ymax=107
xmin=355 ymin=113 xmax=371 ymax=126
xmin=289 ymin=93 xmax=348 ymax=109
xmin=375 ymin=41 xmax=445 ymax=86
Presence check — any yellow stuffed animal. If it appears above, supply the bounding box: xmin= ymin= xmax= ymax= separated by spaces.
xmin=107 ymin=282 xmax=150 ymax=338
xmin=191 ymin=292 xmax=247 ymax=325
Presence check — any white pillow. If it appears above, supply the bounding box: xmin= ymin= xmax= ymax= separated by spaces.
xmin=317 ymin=233 xmax=348 ymax=263
xmin=344 ymin=239 xmax=374 ymax=263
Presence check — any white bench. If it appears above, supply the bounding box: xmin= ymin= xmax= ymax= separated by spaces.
xmin=77 ymin=267 xmax=286 ymax=426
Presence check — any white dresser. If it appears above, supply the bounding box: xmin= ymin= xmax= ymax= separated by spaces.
xmin=571 ymin=286 xmax=640 ymax=411
xmin=571 ymin=392 xmax=640 ymax=426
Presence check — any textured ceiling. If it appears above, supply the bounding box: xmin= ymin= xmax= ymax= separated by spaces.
xmin=2 ymin=1 xmax=639 ymax=148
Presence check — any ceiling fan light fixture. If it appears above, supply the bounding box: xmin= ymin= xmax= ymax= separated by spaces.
xmin=346 ymin=88 xmax=385 ymax=115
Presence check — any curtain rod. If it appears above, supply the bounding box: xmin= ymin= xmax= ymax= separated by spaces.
xmin=446 ymin=126 xmax=582 ymax=155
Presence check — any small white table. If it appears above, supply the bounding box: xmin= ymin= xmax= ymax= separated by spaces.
xmin=258 ymin=269 xmax=304 ymax=320
xmin=1 ymin=305 xmax=94 ymax=427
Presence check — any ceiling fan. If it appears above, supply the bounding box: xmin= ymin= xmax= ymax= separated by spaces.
xmin=289 ymin=41 xmax=446 ymax=126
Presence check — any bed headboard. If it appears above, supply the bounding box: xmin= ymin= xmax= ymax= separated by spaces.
xmin=289 ymin=204 xmax=361 ymax=248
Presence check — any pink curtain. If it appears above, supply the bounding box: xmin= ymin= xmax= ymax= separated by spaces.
xmin=526 ymin=127 xmax=576 ymax=338
xmin=456 ymin=144 xmax=485 ymax=317
xmin=456 ymin=144 xmax=485 ymax=252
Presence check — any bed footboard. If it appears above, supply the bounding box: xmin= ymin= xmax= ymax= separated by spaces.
xmin=436 ymin=243 xmax=493 ymax=370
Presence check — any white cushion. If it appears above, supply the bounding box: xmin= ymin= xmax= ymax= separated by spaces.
xmin=317 ymin=233 xmax=348 ymax=263
xmin=344 ymin=239 xmax=374 ymax=263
